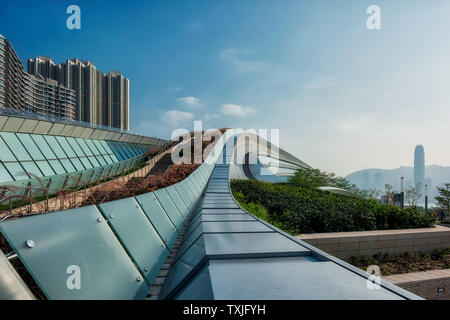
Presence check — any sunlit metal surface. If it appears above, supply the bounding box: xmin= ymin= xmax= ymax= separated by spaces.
xmin=0 ymin=249 xmax=35 ymax=300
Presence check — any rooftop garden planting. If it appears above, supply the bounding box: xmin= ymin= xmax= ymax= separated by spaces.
xmin=0 ymin=129 xmax=228 ymax=218
xmin=231 ymin=168 xmax=437 ymax=235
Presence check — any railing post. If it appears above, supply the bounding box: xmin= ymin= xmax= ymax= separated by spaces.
xmin=87 ymin=170 xmax=95 ymax=185
xmin=29 ymin=188 xmax=32 ymax=213
xmin=61 ymin=175 xmax=70 ymax=191
xmin=97 ymin=167 xmax=104 ymax=185
xmin=74 ymin=173 xmax=83 ymax=187
xmin=22 ymin=182 xmax=31 ymax=202
xmin=44 ymin=179 xmax=52 ymax=212
xmin=106 ymin=165 xmax=113 ymax=179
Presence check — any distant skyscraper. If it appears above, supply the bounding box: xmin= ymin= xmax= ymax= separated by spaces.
xmin=27 ymin=57 xmax=130 ymax=130
xmin=414 ymin=145 xmax=425 ymax=194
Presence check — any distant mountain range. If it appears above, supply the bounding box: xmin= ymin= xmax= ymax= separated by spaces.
xmin=345 ymin=165 xmax=450 ymax=204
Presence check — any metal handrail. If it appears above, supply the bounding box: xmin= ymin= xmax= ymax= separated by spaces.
xmin=0 ymin=154 xmax=147 ymax=217
xmin=144 ymin=142 xmax=177 ymax=179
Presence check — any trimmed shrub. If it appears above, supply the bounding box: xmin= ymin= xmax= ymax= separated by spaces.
xmin=231 ymin=180 xmax=436 ymax=234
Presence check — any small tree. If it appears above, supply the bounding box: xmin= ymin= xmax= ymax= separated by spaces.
xmin=289 ymin=168 xmax=363 ymax=196
xmin=334 ymin=177 xmax=362 ymax=195
xmin=289 ymin=168 xmax=335 ymax=189
xmin=405 ymin=184 xmax=422 ymax=208
xmin=384 ymin=184 xmax=395 ymax=206
xmin=435 ymin=183 xmax=450 ymax=219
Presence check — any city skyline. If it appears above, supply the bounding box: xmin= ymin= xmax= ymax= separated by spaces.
xmin=28 ymin=55 xmax=130 ymax=130
xmin=0 ymin=33 xmax=130 ymax=130
xmin=2 ymin=1 xmax=450 ymax=176
xmin=345 ymin=144 xmax=450 ymax=204
xmin=0 ymin=34 xmax=77 ymax=119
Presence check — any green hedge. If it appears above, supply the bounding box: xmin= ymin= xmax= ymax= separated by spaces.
xmin=231 ymin=180 xmax=436 ymax=234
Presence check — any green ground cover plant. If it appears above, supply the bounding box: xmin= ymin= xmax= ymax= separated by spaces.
xmin=231 ymin=168 xmax=436 ymax=234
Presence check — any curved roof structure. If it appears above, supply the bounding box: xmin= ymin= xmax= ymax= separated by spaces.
xmin=0 ymin=129 xmax=421 ymax=300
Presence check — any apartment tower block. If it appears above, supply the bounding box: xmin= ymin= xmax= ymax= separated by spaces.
xmin=28 ymin=57 xmax=129 ymax=130
xmin=0 ymin=35 xmax=76 ymax=119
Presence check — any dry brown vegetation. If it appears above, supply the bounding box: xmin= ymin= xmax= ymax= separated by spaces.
xmin=0 ymin=129 xmax=228 ymax=215
xmin=81 ymin=129 xmax=227 ymax=206
xmin=350 ymin=248 xmax=450 ymax=276
xmin=82 ymin=164 xmax=200 ymax=205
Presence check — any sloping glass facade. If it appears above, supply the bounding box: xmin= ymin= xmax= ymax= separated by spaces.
xmin=0 ymin=110 xmax=166 ymax=202
xmin=0 ymin=131 xmax=148 ymax=183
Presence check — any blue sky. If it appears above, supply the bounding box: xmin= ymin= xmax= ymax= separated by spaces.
xmin=2 ymin=0 xmax=450 ymax=176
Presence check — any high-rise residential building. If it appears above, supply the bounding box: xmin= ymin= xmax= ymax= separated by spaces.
xmin=27 ymin=56 xmax=57 ymax=80
xmin=0 ymin=34 xmax=76 ymax=119
xmin=0 ymin=34 xmax=26 ymax=110
xmin=59 ymin=58 xmax=99 ymax=124
xmin=23 ymin=73 xmax=76 ymax=119
xmin=27 ymin=56 xmax=130 ymax=130
xmin=107 ymin=71 xmax=129 ymax=130
xmin=414 ymin=145 xmax=425 ymax=195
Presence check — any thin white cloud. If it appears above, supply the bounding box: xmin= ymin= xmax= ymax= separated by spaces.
xmin=161 ymin=110 xmax=194 ymax=125
xmin=220 ymin=104 xmax=256 ymax=117
xmin=176 ymin=96 xmax=201 ymax=106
